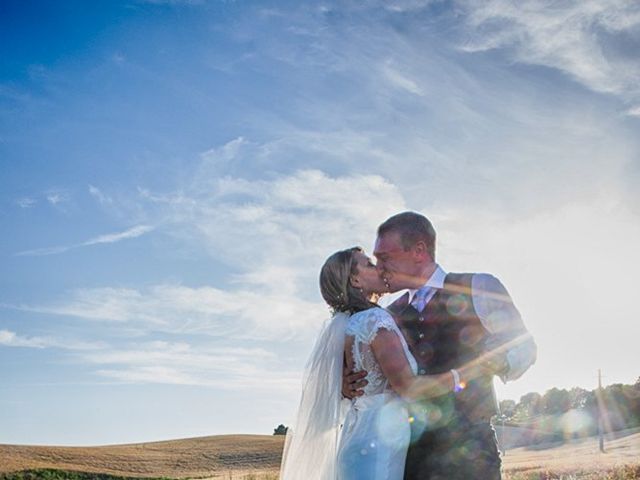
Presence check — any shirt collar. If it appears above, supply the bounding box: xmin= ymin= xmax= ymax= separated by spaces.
xmin=408 ymin=264 xmax=447 ymax=299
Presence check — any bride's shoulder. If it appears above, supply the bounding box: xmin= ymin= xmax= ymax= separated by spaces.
xmin=349 ymin=306 xmax=386 ymax=319
xmin=347 ymin=307 xmax=394 ymax=329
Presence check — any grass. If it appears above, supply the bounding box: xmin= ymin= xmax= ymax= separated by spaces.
xmin=2 ymin=466 xmax=638 ymax=480
xmin=0 ymin=470 xmax=280 ymax=480
xmin=0 ymin=472 xmax=281 ymax=480
xmin=0 ymin=470 xmax=172 ymax=480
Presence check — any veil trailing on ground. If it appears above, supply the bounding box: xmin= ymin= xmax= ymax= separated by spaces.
xmin=279 ymin=311 xmax=350 ymax=480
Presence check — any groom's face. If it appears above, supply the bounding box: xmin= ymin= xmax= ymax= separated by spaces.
xmin=373 ymin=231 xmax=417 ymax=291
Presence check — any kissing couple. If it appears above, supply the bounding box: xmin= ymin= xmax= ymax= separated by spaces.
xmin=280 ymin=211 xmax=537 ymax=480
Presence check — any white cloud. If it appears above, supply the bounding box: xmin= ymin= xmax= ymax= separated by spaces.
xmin=140 ymin=0 xmax=205 ymax=5
xmin=82 ymin=225 xmax=154 ymax=246
xmin=142 ymin=168 xmax=406 ymax=279
xmin=11 ymin=169 xmax=405 ymax=345
xmin=382 ymin=63 xmax=425 ymax=96
xmin=0 ymin=327 xmax=298 ymax=391
xmin=15 ymin=246 xmax=71 ymax=256
xmin=88 ymin=185 xmax=114 ymax=205
xmin=627 ymin=105 xmax=640 ymax=117
xmin=459 ymin=0 xmax=640 ymax=101
xmin=46 ymin=190 xmax=69 ymax=206
xmin=82 ymin=340 xmax=300 ymax=391
xmin=16 ymin=197 xmax=36 ymax=208
xmin=199 ymin=136 xmax=246 ymax=165
xmin=13 ymin=283 xmax=328 ymax=340
xmin=382 ymin=0 xmax=435 ymax=12
xmin=0 ymin=329 xmax=106 ymax=350
xmin=15 ymin=225 xmax=154 ymax=256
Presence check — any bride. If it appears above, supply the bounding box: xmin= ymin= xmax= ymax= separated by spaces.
xmin=280 ymin=247 xmax=487 ymax=480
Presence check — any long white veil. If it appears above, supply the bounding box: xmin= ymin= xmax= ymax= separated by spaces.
xmin=279 ymin=311 xmax=350 ymax=480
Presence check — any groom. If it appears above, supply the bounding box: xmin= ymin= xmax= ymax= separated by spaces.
xmin=344 ymin=211 xmax=536 ymax=480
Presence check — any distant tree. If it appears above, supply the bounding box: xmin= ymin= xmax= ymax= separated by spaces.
xmin=273 ymin=424 xmax=289 ymax=435
xmin=518 ymin=392 xmax=542 ymax=418
xmin=502 ymin=376 xmax=640 ymax=435
xmin=627 ymin=381 xmax=640 ymax=427
xmin=568 ymin=387 xmax=591 ymax=410
xmin=541 ymin=388 xmax=571 ymax=415
xmin=499 ymin=399 xmax=516 ymax=419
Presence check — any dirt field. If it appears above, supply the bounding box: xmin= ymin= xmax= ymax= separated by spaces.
xmin=1 ymin=430 xmax=638 ymax=479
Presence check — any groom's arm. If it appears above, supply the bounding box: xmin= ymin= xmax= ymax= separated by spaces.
xmin=472 ymin=273 xmax=537 ymax=382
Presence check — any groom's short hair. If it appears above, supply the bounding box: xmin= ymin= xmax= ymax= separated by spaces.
xmin=377 ymin=211 xmax=436 ymax=260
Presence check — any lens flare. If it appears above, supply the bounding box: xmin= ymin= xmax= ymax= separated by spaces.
xmin=560 ymin=409 xmax=593 ymax=439
xmin=376 ymin=399 xmax=411 ymax=450
xmin=446 ymin=294 xmax=469 ymax=316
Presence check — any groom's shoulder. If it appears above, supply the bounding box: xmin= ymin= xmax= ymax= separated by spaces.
xmin=442 ymin=272 xmax=475 ymax=294
xmin=443 ymin=272 xmax=505 ymax=295
xmin=445 ymin=271 xmax=501 ymax=282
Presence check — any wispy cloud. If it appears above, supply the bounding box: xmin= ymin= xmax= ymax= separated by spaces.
xmin=459 ymin=0 xmax=640 ymax=102
xmin=199 ymin=136 xmax=247 ymax=165
xmin=139 ymin=0 xmax=206 ymax=5
xmin=82 ymin=340 xmax=298 ymax=390
xmin=627 ymin=105 xmax=640 ymax=117
xmin=0 ymin=329 xmax=106 ymax=350
xmin=10 ymin=282 xmax=328 ymax=340
xmin=0 ymin=329 xmax=297 ymax=391
xmin=382 ymin=63 xmax=425 ymax=97
xmin=10 ymin=167 xmax=405 ymax=342
xmin=88 ymin=185 xmax=113 ymax=205
xmin=82 ymin=225 xmax=154 ymax=246
xmin=139 ymin=166 xmax=405 ymax=278
xmin=15 ymin=197 xmax=36 ymax=208
xmin=15 ymin=225 xmax=154 ymax=257
xmin=45 ymin=190 xmax=69 ymax=206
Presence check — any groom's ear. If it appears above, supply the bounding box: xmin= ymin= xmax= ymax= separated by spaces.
xmin=413 ymin=241 xmax=429 ymax=260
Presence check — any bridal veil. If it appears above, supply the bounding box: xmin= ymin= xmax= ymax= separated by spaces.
xmin=279 ymin=311 xmax=350 ymax=480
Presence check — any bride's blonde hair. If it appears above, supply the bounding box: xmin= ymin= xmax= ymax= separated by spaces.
xmin=319 ymin=246 xmax=377 ymax=314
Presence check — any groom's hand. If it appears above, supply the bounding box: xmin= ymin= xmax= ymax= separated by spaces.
xmin=342 ymin=368 xmax=368 ymax=399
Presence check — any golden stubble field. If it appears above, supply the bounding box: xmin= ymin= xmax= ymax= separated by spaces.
xmin=1 ymin=431 xmax=639 ymax=479
xmin=0 ymin=435 xmax=284 ymax=479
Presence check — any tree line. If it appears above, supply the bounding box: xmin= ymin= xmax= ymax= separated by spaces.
xmin=275 ymin=377 xmax=640 ymax=441
xmin=496 ymin=376 xmax=640 ymax=443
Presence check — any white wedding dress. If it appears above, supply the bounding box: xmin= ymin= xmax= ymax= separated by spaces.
xmin=279 ymin=307 xmax=417 ymax=480
xmin=338 ymin=307 xmax=418 ymax=480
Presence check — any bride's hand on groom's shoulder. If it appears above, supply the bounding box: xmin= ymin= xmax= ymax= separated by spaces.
xmin=342 ymin=367 xmax=368 ymax=399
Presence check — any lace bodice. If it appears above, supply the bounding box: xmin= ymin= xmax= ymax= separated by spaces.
xmin=345 ymin=307 xmax=418 ymax=396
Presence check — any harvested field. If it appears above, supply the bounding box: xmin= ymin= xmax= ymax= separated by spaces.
xmin=501 ymin=429 xmax=640 ymax=479
xmin=0 ymin=435 xmax=284 ymax=479
xmin=1 ymin=430 xmax=638 ymax=479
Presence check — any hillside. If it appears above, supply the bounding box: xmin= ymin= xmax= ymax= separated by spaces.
xmin=0 ymin=435 xmax=285 ymax=479
xmin=1 ymin=430 xmax=639 ymax=479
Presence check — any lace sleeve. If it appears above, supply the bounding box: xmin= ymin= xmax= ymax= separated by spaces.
xmin=360 ymin=308 xmax=399 ymax=344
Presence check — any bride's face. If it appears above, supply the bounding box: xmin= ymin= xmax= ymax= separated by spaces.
xmin=350 ymin=251 xmax=387 ymax=295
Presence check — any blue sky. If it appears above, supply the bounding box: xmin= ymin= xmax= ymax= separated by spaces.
xmin=1 ymin=0 xmax=639 ymax=445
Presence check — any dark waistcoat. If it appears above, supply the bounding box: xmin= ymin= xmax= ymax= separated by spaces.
xmin=391 ymin=273 xmax=498 ymax=425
